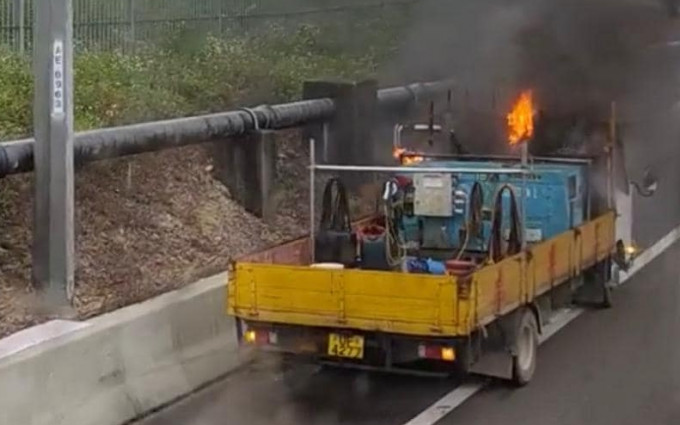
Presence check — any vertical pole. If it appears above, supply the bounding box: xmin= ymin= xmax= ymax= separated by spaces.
xmin=12 ymin=0 xmax=25 ymax=54
xmin=607 ymin=102 xmax=616 ymax=210
xmin=521 ymin=141 xmax=528 ymax=251
xmin=218 ymin=0 xmax=224 ymax=37
xmin=128 ymin=0 xmax=135 ymax=52
xmin=309 ymin=138 xmax=316 ymax=264
xmin=322 ymin=121 xmax=329 ymax=163
xmin=33 ymin=0 xmax=75 ymax=307
xmin=520 ymin=141 xmax=528 ymax=301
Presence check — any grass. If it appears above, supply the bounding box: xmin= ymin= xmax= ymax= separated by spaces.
xmin=0 ymin=10 xmax=410 ymax=140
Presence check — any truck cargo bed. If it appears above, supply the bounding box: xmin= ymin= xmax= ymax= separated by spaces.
xmin=227 ymin=212 xmax=615 ymax=338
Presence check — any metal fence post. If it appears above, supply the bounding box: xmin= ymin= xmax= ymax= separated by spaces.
xmin=12 ymin=0 xmax=25 ymax=53
xmin=33 ymin=0 xmax=75 ymax=309
xmin=218 ymin=0 xmax=224 ymax=37
xmin=128 ymin=0 xmax=136 ymax=51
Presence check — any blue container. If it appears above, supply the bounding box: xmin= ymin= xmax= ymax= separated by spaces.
xmin=397 ymin=159 xmax=587 ymax=251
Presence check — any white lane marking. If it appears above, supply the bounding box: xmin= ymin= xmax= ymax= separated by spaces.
xmin=403 ymin=380 xmax=486 ymax=425
xmin=538 ymin=307 xmax=584 ymax=343
xmin=620 ymin=227 xmax=680 ymax=283
xmin=401 ymin=225 xmax=680 ymax=425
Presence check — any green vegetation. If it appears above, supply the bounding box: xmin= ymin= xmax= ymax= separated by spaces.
xmin=0 ymin=9 xmax=410 ymax=140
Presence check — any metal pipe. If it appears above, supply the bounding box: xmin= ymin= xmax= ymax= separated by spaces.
xmin=377 ymin=79 xmax=454 ymax=109
xmin=393 ymin=124 xmax=403 ymax=149
xmin=0 ymin=99 xmax=336 ymax=177
xmin=607 ymin=102 xmax=616 ymax=210
xmin=0 ymin=79 xmax=455 ymax=178
xmin=311 ymin=164 xmax=528 ymax=175
xmin=309 ymin=137 xmax=316 ymax=264
xmin=322 ymin=122 xmax=329 ymax=163
xmin=520 ymin=142 xmax=528 ymax=252
xmin=401 ymin=152 xmax=594 ymax=165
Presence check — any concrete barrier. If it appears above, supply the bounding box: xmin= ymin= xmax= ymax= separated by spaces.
xmin=0 ymin=272 xmax=241 ymax=425
xmin=0 ymin=227 xmax=364 ymax=425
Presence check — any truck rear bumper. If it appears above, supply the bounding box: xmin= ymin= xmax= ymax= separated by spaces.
xmin=237 ymin=318 xmax=467 ymax=374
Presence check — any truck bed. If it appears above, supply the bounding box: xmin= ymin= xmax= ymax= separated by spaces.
xmin=228 ymin=212 xmax=615 ymax=338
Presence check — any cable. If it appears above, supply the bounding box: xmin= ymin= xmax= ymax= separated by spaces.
xmin=381 ymin=179 xmax=407 ymax=268
xmin=384 ymin=204 xmax=408 ymax=267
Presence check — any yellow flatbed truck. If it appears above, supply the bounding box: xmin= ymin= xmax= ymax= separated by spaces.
xmin=227 ymin=108 xmax=644 ymax=385
xmin=228 ymin=213 xmax=615 ymax=384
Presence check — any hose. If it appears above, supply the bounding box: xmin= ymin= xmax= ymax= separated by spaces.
xmin=455 ymin=182 xmax=483 ymax=260
xmin=488 ymin=184 xmax=522 ymax=263
xmin=318 ymin=177 xmax=352 ymax=233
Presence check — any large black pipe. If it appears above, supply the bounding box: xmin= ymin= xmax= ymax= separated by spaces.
xmin=0 ymin=79 xmax=453 ymax=177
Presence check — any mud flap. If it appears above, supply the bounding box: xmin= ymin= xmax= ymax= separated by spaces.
xmin=468 ymin=312 xmax=522 ymax=381
xmin=469 ymin=349 xmax=514 ymax=380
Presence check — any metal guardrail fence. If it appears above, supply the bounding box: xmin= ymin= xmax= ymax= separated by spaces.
xmin=0 ymin=0 xmax=416 ymax=53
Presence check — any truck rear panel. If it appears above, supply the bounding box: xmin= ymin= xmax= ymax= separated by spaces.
xmin=228 ymin=265 xmax=459 ymax=336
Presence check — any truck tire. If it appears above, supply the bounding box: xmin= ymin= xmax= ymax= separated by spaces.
xmin=512 ymin=309 xmax=538 ymax=386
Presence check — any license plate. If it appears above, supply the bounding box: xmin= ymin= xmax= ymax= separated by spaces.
xmin=327 ymin=333 xmax=364 ymax=359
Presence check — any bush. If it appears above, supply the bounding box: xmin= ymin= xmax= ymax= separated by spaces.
xmin=0 ymin=18 xmax=404 ymax=139
xmin=0 ymin=49 xmax=32 ymax=139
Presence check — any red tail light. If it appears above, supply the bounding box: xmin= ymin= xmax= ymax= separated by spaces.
xmin=418 ymin=344 xmax=456 ymax=362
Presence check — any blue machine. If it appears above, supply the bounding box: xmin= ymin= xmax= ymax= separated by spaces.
xmin=396 ymin=159 xmax=587 ymax=252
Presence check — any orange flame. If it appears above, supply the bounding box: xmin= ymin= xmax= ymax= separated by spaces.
xmin=393 ymin=147 xmax=423 ymax=165
xmin=507 ymin=90 xmax=535 ymax=145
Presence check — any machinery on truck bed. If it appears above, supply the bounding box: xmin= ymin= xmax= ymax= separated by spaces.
xmin=227 ymin=94 xmax=654 ymax=385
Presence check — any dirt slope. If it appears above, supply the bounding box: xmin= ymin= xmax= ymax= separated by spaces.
xmin=0 ymin=133 xmax=315 ymax=337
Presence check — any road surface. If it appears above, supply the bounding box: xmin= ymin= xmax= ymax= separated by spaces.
xmin=445 ymin=242 xmax=680 ymax=425
xmin=137 ymin=240 xmax=679 ymax=425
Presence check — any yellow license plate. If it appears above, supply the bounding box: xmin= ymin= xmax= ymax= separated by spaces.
xmin=327 ymin=333 xmax=364 ymax=359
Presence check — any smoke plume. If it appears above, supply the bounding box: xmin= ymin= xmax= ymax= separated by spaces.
xmin=385 ymin=0 xmax=680 ymax=158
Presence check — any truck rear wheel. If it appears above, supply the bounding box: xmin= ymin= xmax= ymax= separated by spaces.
xmin=512 ymin=309 xmax=538 ymax=386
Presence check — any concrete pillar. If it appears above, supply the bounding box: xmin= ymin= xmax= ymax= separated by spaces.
xmin=303 ymin=79 xmax=379 ymax=167
xmin=215 ymin=131 xmax=277 ymax=220
xmin=33 ymin=0 xmax=75 ymax=307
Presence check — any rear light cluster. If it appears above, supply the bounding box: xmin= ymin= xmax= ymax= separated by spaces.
xmin=418 ymin=344 xmax=456 ymax=362
xmin=244 ymin=329 xmax=278 ymax=345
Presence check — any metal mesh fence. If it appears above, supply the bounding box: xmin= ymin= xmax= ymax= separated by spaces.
xmin=0 ymin=0 xmax=416 ymax=53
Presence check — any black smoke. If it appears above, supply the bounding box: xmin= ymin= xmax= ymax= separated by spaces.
xmin=384 ymin=0 xmax=680 ymax=156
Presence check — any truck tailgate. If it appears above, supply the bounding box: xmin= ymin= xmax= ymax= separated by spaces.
xmin=228 ymin=264 xmax=461 ymax=336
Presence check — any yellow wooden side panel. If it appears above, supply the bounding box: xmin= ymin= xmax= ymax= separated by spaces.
xmin=473 ymin=254 xmax=523 ymax=326
xmin=530 ymin=231 xmax=574 ymax=298
xmin=471 ymin=211 xmax=616 ymax=329
xmin=578 ymin=218 xmax=597 ymax=269
xmin=575 ymin=212 xmax=616 ymax=269
xmin=596 ymin=212 xmax=616 ymax=260
xmin=229 ymin=263 xmax=459 ymax=336
xmin=455 ymin=280 xmax=474 ymax=336
xmin=529 ymin=239 xmax=551 ymax=298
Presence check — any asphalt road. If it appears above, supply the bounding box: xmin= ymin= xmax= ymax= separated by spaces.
xmin=138 ymin=241 xmax=679 ymax=425
xmin=445 ymin=242 xmax=680 ymax=425
xmin=139 ymin=348 xmax=463 ymax=425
